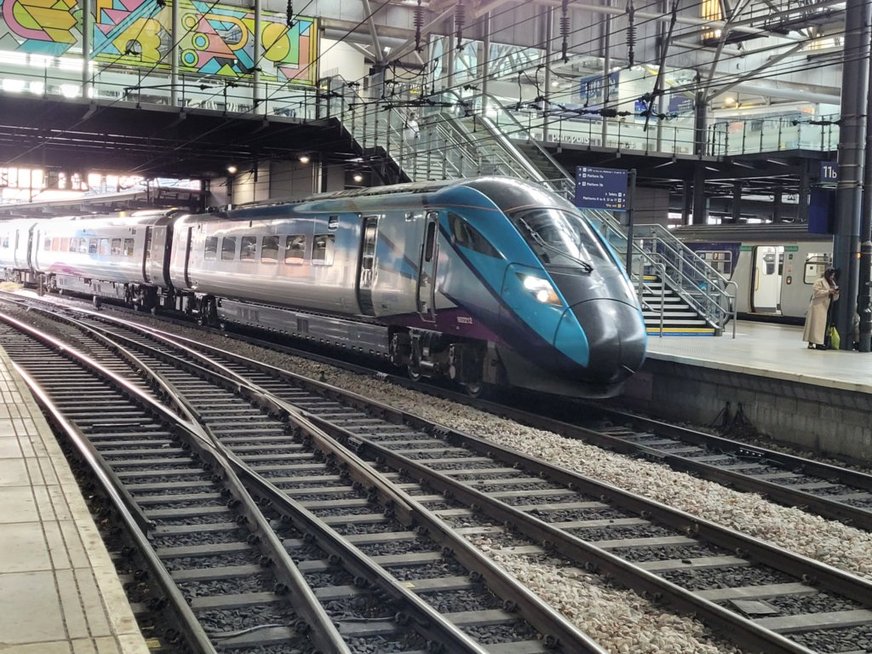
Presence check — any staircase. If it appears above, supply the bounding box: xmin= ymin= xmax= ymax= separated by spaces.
xmin=640 ymin=276 xmax=717 ymax=335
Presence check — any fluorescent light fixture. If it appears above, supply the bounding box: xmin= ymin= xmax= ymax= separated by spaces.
xmin=353 ymin=173 xmax=363 ymax=183
xmin=226 ymin=165 xmax=238 ymax=174
xmin=299 ymin=154 xmax=310 ymax=164
xmin=2 ymin=79 xmax=25 ymax=93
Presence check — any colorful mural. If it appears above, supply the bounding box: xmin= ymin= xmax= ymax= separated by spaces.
xmin=0 ymin=0 xmax=317 ymax=85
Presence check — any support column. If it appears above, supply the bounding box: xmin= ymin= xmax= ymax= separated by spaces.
xmin=691 ymin=91 xmax=708 ymax=225
xmin=833 ymin=0 xmax=871 ymax=348
xmin=681 ymin=180 xmax=692 ymax=225
xmin=731 ymin=182 xmax=742 ymax=224
xmin=81 ymin=0 xmax=92 ymax=94
xmin=601 ymin=2 xmax=611 ymax=146
xmin=480 ymin=11 xmax=491 ymax=110
xmin=542 ymin=7 xmax=553 ymax=144
xmin=253 ymin=0 xmax=261 ymax=112
xmin=798 ymin=162 xmax=810 ymax=223
xmin=773 ymin=185 xmax=783 ymax=223
xmin=170 ymin=0 xmax=180 ymax=105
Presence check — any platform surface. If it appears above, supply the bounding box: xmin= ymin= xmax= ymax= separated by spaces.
xmin=645 ymin=320 xmax=872 ymax=394
xmin=0 ymin=348 xmax=149 ymax=654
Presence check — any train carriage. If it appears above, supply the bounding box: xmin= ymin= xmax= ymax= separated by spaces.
xmin=21 ymin=177 xmax=647 ymax=398
xmin=0 ymin=218 xmax=41 ymax=285
xmin=674 ymin=224 xmax=834 ymax=320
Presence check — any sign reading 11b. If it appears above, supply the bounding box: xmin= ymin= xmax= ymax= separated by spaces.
xmin=575 ymin=166 xmax=628 ymax=211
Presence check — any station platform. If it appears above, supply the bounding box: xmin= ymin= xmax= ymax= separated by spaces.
xmin=647 ymin=320 xmax=872 ymax=394
xmin=623 ymin=320 xmax=872 ymax=463
xmin=0 ymin=349 xmax=149 ymax=654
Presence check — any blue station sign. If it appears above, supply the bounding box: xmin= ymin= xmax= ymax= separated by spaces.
xmin=575 ymin=166 xmax=629 ymax=211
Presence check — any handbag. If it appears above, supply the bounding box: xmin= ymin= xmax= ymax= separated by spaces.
xmin=828 ymin=325 xmax=841 ymax=350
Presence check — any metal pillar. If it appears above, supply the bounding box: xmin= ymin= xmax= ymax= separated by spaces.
xmin=691 ymin=92 xmax=708 ymax=224
xmin=859 ymin=19 xmax=872 ymax=351
xmin=81 ymin=0 xmax=92 ymax=94
xmin=798 ymin=162 xmax=810 ymax=223
xmin=253 ymin=0 xmax=261 ymax=112
xmin=731 ymin=182 xmax=742 ymax=224
xmin=446 ymin=17 xmax=455 ymax=92
xmin=481 ymin=12 xmax=491 ymax=109
xmin=601 ymin=3 xmax=611 ymax=146
xmin=542 ymin=7 xmax=553 ymax=144
xmin=170 ymin=0 xmax=179 ymax=105
xmin=833 ymin=0 xmax=871 ymax=349
xmin=773 ymin=185 xmax=783 ymax=223
xmin=681 ymin=180 xmax=692 ymax=225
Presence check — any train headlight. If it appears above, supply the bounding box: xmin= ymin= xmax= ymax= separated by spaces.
xmin=519 ymin=273 xmax=561 ymax=305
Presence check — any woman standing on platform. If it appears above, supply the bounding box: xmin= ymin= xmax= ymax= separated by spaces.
xmin=803 ymin=267 xmax=839 ymax=349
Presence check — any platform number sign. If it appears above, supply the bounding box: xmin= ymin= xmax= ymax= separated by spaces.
xmin=575 ymin=166 xmax=629 ymax=211
xmin=819 ymin=161 xmax=838 ymax=184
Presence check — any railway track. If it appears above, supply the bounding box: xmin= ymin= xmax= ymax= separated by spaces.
xmin=0 ymin=307 xmax=604 ymax=654
xmin=6 ymin=301 xmax=872 ymax=654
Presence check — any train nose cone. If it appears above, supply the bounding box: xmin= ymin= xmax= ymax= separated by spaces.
xmin=557 ymin=299 xmax=647 ymax=383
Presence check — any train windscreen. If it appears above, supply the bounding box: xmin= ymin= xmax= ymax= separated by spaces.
xmin=509 ymin=208 xmax=610 ymax=272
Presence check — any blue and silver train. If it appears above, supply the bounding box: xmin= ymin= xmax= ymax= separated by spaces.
xmin=0 ymin=177 xmax=646 ymax=397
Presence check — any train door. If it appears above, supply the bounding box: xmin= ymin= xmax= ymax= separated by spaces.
xmin=183 ymin=226 xmax=195 ymax=287
xmin=143 ymin=227 xmax=153 ymax=283
xmin=416 ymin=212 xmax=439 ymax=322
xmin=751 ymin=245 xmax=783 ymax=314
xmin=357 ymin=216 xmax=378 ymax=316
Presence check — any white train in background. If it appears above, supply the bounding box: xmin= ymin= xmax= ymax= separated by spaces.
xmin=673 ymin=224 xmax=834 ymax=322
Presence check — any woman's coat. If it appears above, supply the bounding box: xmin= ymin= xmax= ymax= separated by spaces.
xmin=803 ymin=278 xmax=837 ymax=344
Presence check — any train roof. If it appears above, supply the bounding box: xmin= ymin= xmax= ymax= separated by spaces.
xmin=673 ymin=223 xmax=832 ymax=242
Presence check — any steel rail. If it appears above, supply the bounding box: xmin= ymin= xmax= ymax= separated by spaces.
xmin=10 ymin=361 xmax=217 ymax=654
xmin=0 ymin=311 xmax=350 ymax=654
xmin=62 ymin=309 xmax=608 ymax=654
xmin=16 ymin=294 xmax=872 ymax=532
xmin=45 ymin=309 xmax=872 ymax=654
xmin=421 ymin=390 xmax=872 ymax=531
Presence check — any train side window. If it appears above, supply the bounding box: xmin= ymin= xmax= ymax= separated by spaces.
xmin=60 ymin=238 xmax=69 ymax=253
xmin=221 ymin=237 xmax=237 ymax=261
xmin=804 ymin=254 xmax=829 ymax=284
xmin=261 ymin=235 xmax=279 ymax=263
xmin=284 ymin=235 xmax=307 ymax=263
xmin=423 ymin=221 xmax=437 ymax=262
xmin=123 ymin=238 xmax=134 ymax=256
xmin=204 ymin=236 xmax=218 ymax=260
xmin=312 ymin=234 xmax=335 ymax=265
xmin=88 ymin=239 xmax=98 ymax=255
xmin=99 ymin=238 xmax=111 ymax=256
xmin=447 ymin=213 xmax=499 ymax=258
xmin=240 ymin=236 xmax=257 ymax=261
xmin=43 ymin=237 xmax=51 ymax=250
xmin=68 ymin=238 xmax=78 ymax=252
xmin=78 ymin=239 xmax=88 ymax=254
xmin=111 ymin=238 xmax=122 ymax=256
xmin=51 ymin=238 xmax=60 ymax=252
xmin=1 ymin=237 xmax=8 ymax=249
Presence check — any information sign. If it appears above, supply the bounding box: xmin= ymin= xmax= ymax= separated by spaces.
xmin=575 ymin=166 xmax=629 ymax=211
xmin=819 ymin=161 xmax=838 ymax=183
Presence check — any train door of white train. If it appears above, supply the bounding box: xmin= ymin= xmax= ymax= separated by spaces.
xmin=751 ymin=245 xmax=784 ymax=314
xmin=358 ymin=216 xmax=378 ymax=316
xmin=416 ymin=212 xmax=438 ymax=323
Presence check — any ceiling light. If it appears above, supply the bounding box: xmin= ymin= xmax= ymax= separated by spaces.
xmin=353 ymin=173 xmax=363 ymax=183
xmin=226 ymin=165 xmax=238 ymax=174
xmin=723 ymin=96 xmax=736 ymax=105
xmin=299 ymin=154 xmax=310 ymax=164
